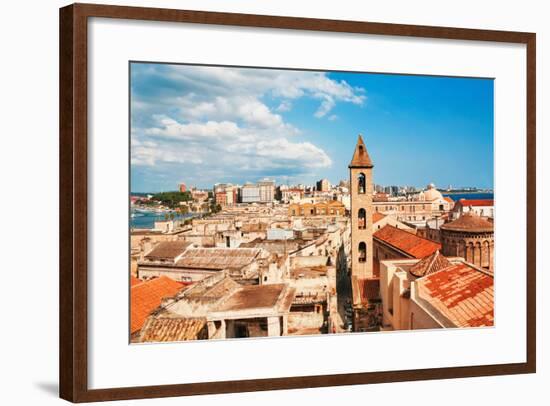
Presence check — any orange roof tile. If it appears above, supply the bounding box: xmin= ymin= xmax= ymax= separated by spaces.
xmin=130 ymin=276 xmax=143 ymax=287
xmin=372 ymin=212 xmax=386 ymax=223
xmin=139 ymin=317 xmax=206 ymax=342
xmin=130 ymin=276 xmax=186 ymax=334
xmin=409 ymin=250 xmax=452 ymax=277
xmin=374 ymin=225 xmax=441 ymax=259
xmin=457 ymin=199 xmax=494 ymax=207
xmin=416 ymin=263 xmax=494 ymax=328
xmin=441 ymin=212 xmax=493 ymax=232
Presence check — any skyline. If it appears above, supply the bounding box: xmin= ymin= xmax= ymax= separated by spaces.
xmin=131 ymin=63 xmax=494 ymax=193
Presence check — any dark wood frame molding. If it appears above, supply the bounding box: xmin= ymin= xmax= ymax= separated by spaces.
xmin=59 ymin=3 xmax=536 ymax=402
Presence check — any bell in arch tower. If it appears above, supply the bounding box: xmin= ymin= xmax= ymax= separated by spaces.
xmin=349 ymin=134 xmax=374 ymax=293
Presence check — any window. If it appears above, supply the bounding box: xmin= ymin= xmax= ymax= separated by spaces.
xmin=357 ymin=173 xmax=366 ymax=194
xmin=358 ymin=242 xmax=367 ymax=263
xmin=358 ymin=208 xmax=366 ymax=230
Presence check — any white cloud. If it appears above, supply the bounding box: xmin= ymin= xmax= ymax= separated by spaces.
xmin=314 ymin=95 xmax=335 ymax=118
xmin=276 ymin=100 xmax=292 ymax=112
xmin=133 ymin=64 xmax=366 ymax=121
xmin=131 ymin=64 xmax=365 ymax=185
xmin=133 ymin=115 xmax=330 ymax=171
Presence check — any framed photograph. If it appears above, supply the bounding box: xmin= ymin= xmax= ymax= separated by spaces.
xmin=59 ymin=3 xmax=536 ymax=402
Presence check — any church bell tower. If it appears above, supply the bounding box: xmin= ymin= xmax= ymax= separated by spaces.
xmin=349 ymin=134 xmax=374 ymax=289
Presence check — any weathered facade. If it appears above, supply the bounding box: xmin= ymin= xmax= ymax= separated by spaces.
xmin=440 ymin=212 xmax=494 ymax=272
xmin=288 ymin=200 xmax=345 ymax=217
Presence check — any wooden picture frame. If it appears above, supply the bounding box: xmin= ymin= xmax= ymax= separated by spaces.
xmin=59 ymin=3 xmax=536 ymax=402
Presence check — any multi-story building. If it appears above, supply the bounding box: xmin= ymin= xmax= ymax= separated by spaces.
xmin=316 ymin=178 xmax=330 ymax=192
xmin=288 ymin=201 xmax=346 ymax=217
xmin=191 ymin=189 xmax=208 ymax=203
xmin=241 ymin=182 xmax=261 ymax=203
xmin=258 ymin=178 xmax=275 ymax=203
xmin=214 ymin=183 xmax=237 ymax=206
xmin=450 ymin=198 xmax=494 ymax=220
xmin=280 ymin=187 xmax=304 ymax=203
xmin=225 ymin=185 xmax=237 ymax=206
xmin=215 ymin=191 xmax=227 ymax=206
xmin=372 ymin=184 xmax=452 ymax=226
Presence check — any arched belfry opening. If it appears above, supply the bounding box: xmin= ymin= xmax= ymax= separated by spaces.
xmin=358 ymin=208 xmax=366 ymax=229
xmin=358 ymin=242 xmax=367 ymax=263
xmin=357 ymin=173 xmax=366 ymax=194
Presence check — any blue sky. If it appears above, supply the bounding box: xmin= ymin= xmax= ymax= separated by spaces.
xmin=131 ymin=63 xmax=493 ymax=193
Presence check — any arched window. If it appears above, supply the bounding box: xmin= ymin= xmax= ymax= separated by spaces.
xmin=358 ymin=242 xmax=367 ymax=263
xmin=357 ymin=173 xmax=366 ymax=194
xmin=358 ymin=208 xmax=366 ymax=230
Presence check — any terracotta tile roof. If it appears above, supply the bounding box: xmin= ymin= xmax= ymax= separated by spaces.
xmin=183 ymin=276 xmax=241 ymax=303
xmin=139 ymin=317 xmax=206 ymax=342
xmin=457 ymin=199 xmax=494 ymax=207
xmin=130 ymin=276 xmax=186 ymax=334
xmin=175 ymin=247 xmax=262 ymax=270
xmin=409 ymin=250 xmax=452 ymax=278
xmin=441 ymin=212 xmax=493 ymax=232
xmin=130 ymin=276 xmax=143 ymax=287
xmin=416 ymin=263 xmax=494 ymax=328
xmin=374 ymin=225 xmax=441 ymax=259
xmin=144 ymin=241 xmax=191 ymax=261
xmin=444 ymin=197 xmax=454 ymax=203
xmin=351 ymin=276 xmax=380 ymax=304
xmin=215 ymin=284 xmax=288 ymax=311
xmin=348 ymin=134 xmax=374 ymax=168
xmin=372 ymin=212 xmax=386 ymax=223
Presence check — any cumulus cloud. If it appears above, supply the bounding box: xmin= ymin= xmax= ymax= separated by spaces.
xmin=131 ymin=63 xmax=366 ymax=187
xmin=276 ymin=100 xmax=292 ymax=112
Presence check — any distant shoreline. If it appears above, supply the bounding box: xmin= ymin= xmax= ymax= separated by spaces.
xmin=441 ymin=190 xmax=493 ymax=195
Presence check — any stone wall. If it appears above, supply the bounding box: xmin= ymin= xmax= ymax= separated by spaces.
xmin=287 ymin=311 xmax=324 ymax=333
xmin=441 ymin=230 xmax=494 ymax=271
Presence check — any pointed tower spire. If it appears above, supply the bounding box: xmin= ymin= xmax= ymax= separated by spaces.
xmin=349 ymin=134 xmax=373 ymax=168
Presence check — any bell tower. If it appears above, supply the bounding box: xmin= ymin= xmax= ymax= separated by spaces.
xmin=349 ymin=134 xmax=374 ymax=289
